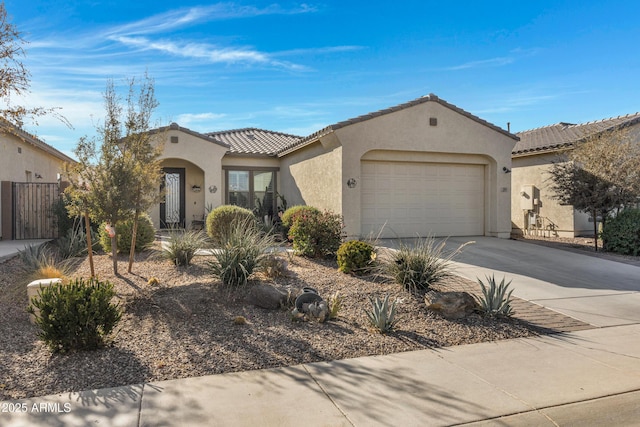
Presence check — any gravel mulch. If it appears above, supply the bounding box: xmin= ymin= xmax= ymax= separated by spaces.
xmin=2 ymin=241 xmax=556 ymax=401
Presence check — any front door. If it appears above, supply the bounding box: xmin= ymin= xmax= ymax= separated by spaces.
xmin=160 ymin=168 xmax=186 ymax=228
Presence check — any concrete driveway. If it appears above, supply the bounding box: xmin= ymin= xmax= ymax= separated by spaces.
xmin=379 ymin=236 xmax=640 ymax=327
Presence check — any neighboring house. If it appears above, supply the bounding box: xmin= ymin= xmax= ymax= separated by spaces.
xmin=150 ymin=94 xmax=517 ymax=239
xmin=511 ymin=113 xmax=640 ymax=238
xmin=0 ymin=120 xmax=75 ymax=240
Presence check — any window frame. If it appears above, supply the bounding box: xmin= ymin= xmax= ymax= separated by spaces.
xmin=223 ymin=166 xmax=279 ymax=216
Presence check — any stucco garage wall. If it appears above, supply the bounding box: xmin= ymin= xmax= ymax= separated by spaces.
xmin=333 ymin=101 xmax=515 ymax=238
xmin=278 ymin=139 xmax=342 ymax=214
xmin=511 ymin=153 xmax=590 ymax=237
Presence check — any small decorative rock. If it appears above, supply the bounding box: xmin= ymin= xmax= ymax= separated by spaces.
xmin=426 ymin=291 xmax=478 ymax=320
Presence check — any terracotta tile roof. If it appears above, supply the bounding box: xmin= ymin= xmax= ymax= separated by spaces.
xmin=277 ymin=93 xmax=518 ymax=155
xmin=514 ymin=113 xmax=640 ymax=156
xmin=207 ymin=128 xmax=301 ymax=155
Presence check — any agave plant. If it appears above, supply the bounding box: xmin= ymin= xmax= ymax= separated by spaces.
xmin=476 ymin=275 xmax=515 ymax=317
xmin=365 ymin=294 xmax=399 ymax=333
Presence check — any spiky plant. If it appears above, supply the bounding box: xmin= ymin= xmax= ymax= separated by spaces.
xmin=161 ymin=229 xmax=210 ymax=266
xmin=386 ymin=236 xmax=472 ymax=293
xmin=475 ymin=275 xmax=515 ymax=317
xmin=365 ymin=294 xmax=399 ymax=333
xmin=328 ymin=291 xmax=343 ymax=320
xmin=208 ymin=217 xmax=277 ymax=287
xmin=18 ymin=243 xmax=52 ymax=272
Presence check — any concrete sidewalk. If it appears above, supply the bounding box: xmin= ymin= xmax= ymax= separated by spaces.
xmin=2 ymin=324 xmax=640 ymax=426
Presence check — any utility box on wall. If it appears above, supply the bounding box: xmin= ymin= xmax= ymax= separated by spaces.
xmin=520 ymin=185 xmax=536 ymax=211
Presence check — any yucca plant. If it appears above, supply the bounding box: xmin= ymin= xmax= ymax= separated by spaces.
xmin=365 ymin=294 xmax=399 ymax=333
xmin=161 ymin=229 xmax=210 ymax=266
xmin=475 ymin=275 xmax=515 ymax=317
xmin=386 ymin=236 xmax=472 ymax=293
xmin=208 ymin=217 xmax=277 ymax=287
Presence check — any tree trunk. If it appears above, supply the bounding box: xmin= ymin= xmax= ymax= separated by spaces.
xmin=84 ymin=211 xmax=95 ymax=278
xmin=593 ymin=209 xmax=598 ymax=252
xmin=128 ymin=210 xmax=140 ymax=273
xmin=111 ymin=232 xmax=118 ymax=275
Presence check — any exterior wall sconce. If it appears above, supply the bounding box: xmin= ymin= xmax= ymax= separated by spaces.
xmin=192 ymin=185 xmax=201 ymax=192
xmin=208 ymin=185 xmax=217 ymax=193
xmin=35 ymin=173 xmax=43 ymax=179
xmin=347 ymin=178 xmax=357 ymax=188
xmin=502 ymin=167 xmax=511 ymax=173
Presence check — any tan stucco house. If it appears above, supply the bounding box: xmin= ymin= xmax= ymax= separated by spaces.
xmin=0 ymin=120 xmax=75 ymax=240
xmin=151 ymin=94 xmax=518 ymax=239
xmin=511 ymin=113 xmax=640 ymax=237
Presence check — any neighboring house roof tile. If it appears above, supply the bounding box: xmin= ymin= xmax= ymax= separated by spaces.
xmin=514 ymin=112 xmax=640 ymax=156
xmin=277 ymin=93 xmax=518 ymax=156
xmin=207 ymin=128 xmax=301 ymax=156
xmin=0 ymin=119 xmax=76 ymax=163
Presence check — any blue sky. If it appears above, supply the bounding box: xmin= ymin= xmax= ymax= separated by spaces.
xmin=7 ymin=0 xmax=640 ymax=157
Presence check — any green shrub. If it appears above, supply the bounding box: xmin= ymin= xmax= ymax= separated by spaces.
xmin=337 ymin=240 xmax=375 ymax=275
xmin=52 ymin=193 xmax=77 ymax=237
xmin=28 ymin=278 xmax=121 ymax=353
xmin=100 ymin=214 xmax=155 ymax=254
xmin=281 ymin=205 xmax=321 ymax=230
xmin=206 ymin=205 xmax=256 ymax=244
xmin=365 ymin=295 xmax=399 ymax=333
xmin=475 ymin=275 xmax=514 ymax=317
xmin=602 ymin=209 xmax=640 ymax=256
xmin=288 ymin=210 xmax=343 ymax=257
xmin=386 ymin=237 xmax=471 ymax=293
xmin=161 ymin=229 xmax=210 ymax=266
xmin=208 ymin=217 xmax=277 ymax=287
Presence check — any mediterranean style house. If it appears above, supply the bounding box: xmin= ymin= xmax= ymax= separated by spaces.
xmin=151 ymin=94 xmax=518 ymax=239
xmin=511 ymin=112 xmax=640 ymax=237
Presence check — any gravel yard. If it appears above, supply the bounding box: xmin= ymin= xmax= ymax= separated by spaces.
xmin=2 ymin=240 xmax=549 ymax=401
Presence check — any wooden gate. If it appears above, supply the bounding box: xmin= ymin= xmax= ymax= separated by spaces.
xmin=12 ymin=182 xmax=59 ymax=239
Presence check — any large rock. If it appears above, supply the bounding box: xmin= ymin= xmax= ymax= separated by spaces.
xmin=246 ymin=284 xmax=290 ymax=309
xmin=426 ymin=291 xmax=478 ymax=319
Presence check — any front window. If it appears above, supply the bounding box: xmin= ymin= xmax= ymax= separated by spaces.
xmin=226 ymin=169 xmax=277 ymax=218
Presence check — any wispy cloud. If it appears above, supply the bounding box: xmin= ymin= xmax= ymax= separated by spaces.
xmin=104 ymin=3 xmax=317 ymax=37
xmin=446 ymin=48 xmax=541 ymax=71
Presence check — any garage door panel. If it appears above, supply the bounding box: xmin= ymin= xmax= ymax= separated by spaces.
xmin=361 ymin=161 xmax=484 ymax=238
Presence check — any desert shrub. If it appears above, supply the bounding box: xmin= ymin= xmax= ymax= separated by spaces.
xmin=365 ymin=295 xmax=399 ymax=333
xmin=18 ymin=243 xmax=52 ymax=272
xmin=32 ymin=258 xmax=71 ymax=281
xmin=28 ymin=278 xmax=121 ymax=353
xmin=208 ymin=217 xmax=277 ymax=287
xmin=206 ymin=205 xmax=256 ymax=244
xmin=281 ymin=205 xmax=320 ymax=231
xmin=602 ymin=209 xmax=640 ymax=256
xmin=52 ymin=192 xmax=77 ymax=237
xmin=475 ymin=275 xmax=514 ymax=317
xmin=328 ymin=291 xmax=343 ymax=320
xmin=262 ymin=254 xmax=289 ymax=278
xmin=54 ymin=219 xmax=100 ymax=259
xmin=161 ymin=229 xmax=209 ymax=266
xmin=99 ymin=214 xmax=155 ymax=254
xmin=288 ymin=210 xmax=343 ymax=257
xmin=386 ymin=237 xmax=471 ymax=293
xmin=337 ymin=240 xmax=375 ymax=275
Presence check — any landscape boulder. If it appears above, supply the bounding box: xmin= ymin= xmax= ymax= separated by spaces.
xmin=426 ymin=291 xmax=478 ymax=319
xmin=246 ymin=284 xmax=291 ymax=309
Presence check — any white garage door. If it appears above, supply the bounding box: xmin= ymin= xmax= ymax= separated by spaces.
xmin=361 ymin=161 xmax=485 ymax=238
